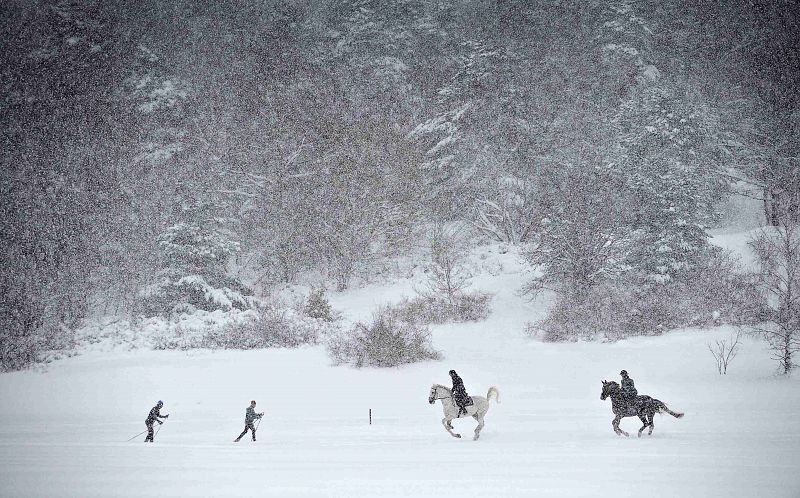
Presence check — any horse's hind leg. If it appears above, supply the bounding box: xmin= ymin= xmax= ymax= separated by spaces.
xmin=472 ymin=414 xmax=485 ymax=441
xmin=442 ymin=418 xmax=461 ymax=438
xmin=637 ymin=413 xmax=648 ymax=438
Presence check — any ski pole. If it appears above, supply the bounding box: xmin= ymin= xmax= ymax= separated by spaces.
xmin=126 ymin=429 xmax=148 ymax=442
xmin=255 ymin=416 xmax=263 ymax=431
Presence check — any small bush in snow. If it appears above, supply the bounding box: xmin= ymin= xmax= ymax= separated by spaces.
xmin=393 ymin=292 xmax=492 ymax=324
xmin=327 ymin=305 xmax=441 ymax=367
xmin=303 ymin=287 xmax=338 ymax=322
xmin=203 ymin=306 xmax=329 ymax=349
xmin=149 ymin=306 xmax=337 ymax=351
xmin=707 ymin=330 xmax=742 ymax=375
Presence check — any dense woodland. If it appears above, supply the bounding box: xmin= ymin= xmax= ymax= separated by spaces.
xmin=2 ymin=0 xmax=799 ymax=370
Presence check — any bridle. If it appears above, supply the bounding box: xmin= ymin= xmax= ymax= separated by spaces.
xmin=601 ymin=382 xmax=620 ymax=401
xmin=430 ymin=385 xmax=453 ymax=401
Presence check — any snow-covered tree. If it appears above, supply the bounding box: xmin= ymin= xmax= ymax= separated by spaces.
xmin=750 ymin=216 xmax=800 ymax=374
xmin=304 ymin=287 xmax=336 ymax=322
xmin=611 ymin=85 xmax=728 ymax=284
xmin=424 ymin=224 xmax=472 ymax=305
xmin=472 ymin=171 xmax=539 ymax=245
xmin=523 ymin=166 xmax=630 ymax=300
xmin=141 ymin=203 xmax=256 ymax=316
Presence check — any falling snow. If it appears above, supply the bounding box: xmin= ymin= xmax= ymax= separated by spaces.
xmin=1 ymin=1 xmax=799 ymax=497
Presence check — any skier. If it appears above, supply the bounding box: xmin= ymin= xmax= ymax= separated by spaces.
xmin=234 ymin=400 xmax=264 ymax=442
xmin=144 ymin=400 xmax=169 ymax=442
xmin=449 ymin=369 xmax=471 ymax=417
xmin=620 ymin=370 xmax=638 ymax=402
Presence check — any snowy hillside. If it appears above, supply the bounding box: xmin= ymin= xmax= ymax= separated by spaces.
xmin=1 ymin=232 xmax=798 ymax=498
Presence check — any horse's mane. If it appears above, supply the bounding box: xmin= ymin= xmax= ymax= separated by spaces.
xmin=433 ymin=383 xmax=452 ymax=392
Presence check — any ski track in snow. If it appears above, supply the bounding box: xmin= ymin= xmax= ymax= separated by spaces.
xmin=1 ymin=242 xmax=799 ymax=497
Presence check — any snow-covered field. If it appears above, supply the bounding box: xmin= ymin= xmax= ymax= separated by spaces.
xmin=1 ymin=238 xmax=799 ymax=498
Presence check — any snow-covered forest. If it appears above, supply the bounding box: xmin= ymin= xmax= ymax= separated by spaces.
xmin=3 ymin=0 xmax=798 ymax=371
xmin=1 ymin=1 xmax=799 ymax=495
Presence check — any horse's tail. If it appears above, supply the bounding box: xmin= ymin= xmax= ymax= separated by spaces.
xmin=654 ymin=399 xmax=683 ymax=418
xmin=487 ymin=386 xmax=500 ymax=404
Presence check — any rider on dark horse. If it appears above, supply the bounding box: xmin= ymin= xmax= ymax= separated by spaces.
xmin=620 ymin=370 xmax=639 ymax=407
xmin=449 ymin=369 xmax=471 ymax=417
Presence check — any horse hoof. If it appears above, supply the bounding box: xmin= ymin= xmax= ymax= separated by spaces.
xmin=455 ymin=434 xmax=461 ymax=438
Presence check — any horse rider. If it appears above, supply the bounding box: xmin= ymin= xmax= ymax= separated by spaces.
xmin=620 ymin=370 xmax=638 ymax=402
xmin=144 ymin=400 xmax=169 ymax=442
xmin=235 ymin=400 xmax=264 ymax=442
xmin=449 ymin=369 xmax=471 ymax=417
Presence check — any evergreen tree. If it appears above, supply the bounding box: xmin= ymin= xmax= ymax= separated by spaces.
xmin=140 ymin=201 xmax=255 ymax=316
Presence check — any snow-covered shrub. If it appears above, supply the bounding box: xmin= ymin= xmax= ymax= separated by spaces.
xmin=529 ymin=285 xmax=628 ymax=342
xmin=149 ymin=306 xmax=335 ymax=351
xmin=393 ymin=292 xmax=492 ymax=324
xmin=303 ymin=287 xmax=337 ymax=322
xmin=679 ymin=249 xmax=766 ymax=326
xmin=149 ymin=310 xmax=256 ymax=350
xmin=452 ymin=292 xmax=493 ymax=321
xmin=203 ymin=306 xmax=331 ymax=349
xmin=530 ymin=251 xmax=765 ymax=342
xmin=327 ymin=305 xmax=441 ymax=367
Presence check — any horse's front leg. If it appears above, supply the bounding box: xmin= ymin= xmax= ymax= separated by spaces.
xmin=442 ymin=418 xmax=461 ymax=438
xmin=472 ymin=414 xmax=484 ymax=441
xmin=612 ymin=415 xmax=629 ymax=437
xmin=647 ymin=412 xmax=655 ymax=435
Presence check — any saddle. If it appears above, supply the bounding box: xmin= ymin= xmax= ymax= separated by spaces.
xmin=456 ymin=396 xmax=474 ymax=416
xmin=625 ymin=395 xmax=648 ymax=414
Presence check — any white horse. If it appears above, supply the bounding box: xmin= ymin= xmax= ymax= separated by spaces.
xmin=428 ymin=384 xmax=500 ymax=440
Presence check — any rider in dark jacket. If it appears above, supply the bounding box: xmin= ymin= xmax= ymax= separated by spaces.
xmin=620 ymin=370 xmax=638 ymax=401
xmin=449 ymin=369 xmax=470 ymax=417
xmin=144 ymin=401 xmax=169 ymax=442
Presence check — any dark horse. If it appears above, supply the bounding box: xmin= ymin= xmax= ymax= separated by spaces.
xmin=600 ymin=380 xmax=684 ymax=437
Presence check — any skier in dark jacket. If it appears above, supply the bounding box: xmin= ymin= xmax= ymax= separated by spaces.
xmin=235 ymin=400 xmax=264 ymax=442
xmin=144 ymin=401 xmax=169 ymax=443
xmin=449 ymin=369 xmax=471 ymax=417
xmin=620 ymin=370 xmax=638 ymax=402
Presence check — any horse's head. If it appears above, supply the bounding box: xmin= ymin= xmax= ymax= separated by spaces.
xmin=429 ymin=384 xmax=450 ymax=404
xmin=601 ymin=380 xmax=619 ymax=400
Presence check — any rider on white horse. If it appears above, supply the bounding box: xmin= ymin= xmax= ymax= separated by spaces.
xmin=449 ymin=369 xmax=471 ymax=417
